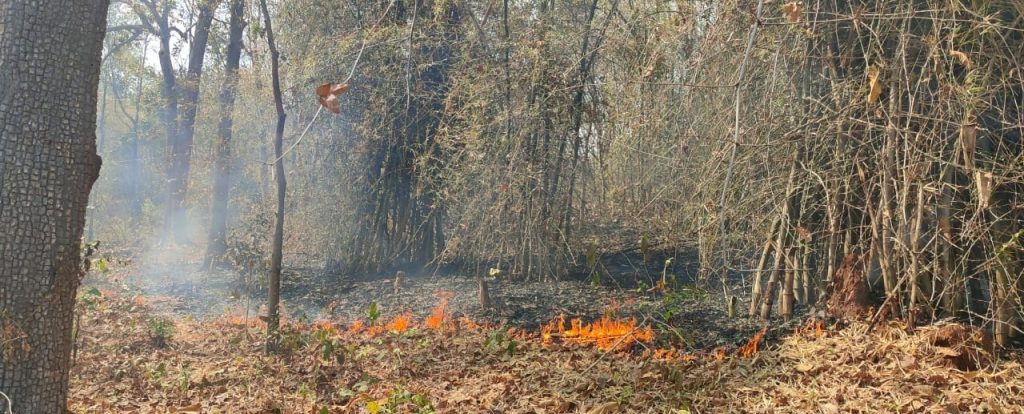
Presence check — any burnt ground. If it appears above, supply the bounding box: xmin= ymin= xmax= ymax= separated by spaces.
xmin=84 ymin=244 xmax=782 ymax=350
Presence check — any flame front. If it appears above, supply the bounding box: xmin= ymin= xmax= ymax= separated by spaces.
xmin=542 ymin=315 xmax=655 ymax=351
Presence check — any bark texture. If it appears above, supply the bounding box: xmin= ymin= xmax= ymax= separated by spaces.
xmin=0 ymin=0 xmax=109 ymax=412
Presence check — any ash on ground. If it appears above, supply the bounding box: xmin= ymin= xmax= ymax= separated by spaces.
xmin=85 ymin=246 xmax=780 ymax=350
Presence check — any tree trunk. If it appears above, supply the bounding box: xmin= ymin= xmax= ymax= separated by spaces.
xmin=205 ymin=0 xmax=245 ymax=266
xmin=165 ymin=0 xmax=217 ymax=243
xmin=259 ymin=0 xmax=287 ymax=353
xmin=0 ymin=0 xmax=109 ymax=412
xmin=155 ymin=6 xmax=181 ymax=241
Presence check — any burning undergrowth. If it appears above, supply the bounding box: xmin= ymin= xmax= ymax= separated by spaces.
xmin=70 ymin=285 xmax=1024 ymax=413
xmin=218 ymin=290 xmax=659 ymax=354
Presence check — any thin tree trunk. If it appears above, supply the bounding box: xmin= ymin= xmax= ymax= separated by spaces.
xmin=259 ymin=0 xmax=287 ymax=353
xmin=0 ymin=0 xmax=108 ymax=411
xmin=155 ymin=3 xmax=181 ymax=241
xmin=782 ymin=247 xmax=796 ymax=321
xmin=749 ymin=216 xmax=780 ymax=316
xmin=759 ymin=161 xmax=798 ymax=320
xmin=205 ymin=0 xmax=245 ymax=267
xmin=908 ymin=184 xmax=925 ymax=326
xmin=129 ymin=38 xmax=147 ymax=218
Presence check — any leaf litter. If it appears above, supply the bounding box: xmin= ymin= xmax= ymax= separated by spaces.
xmin=69 ymin=287 xmax=1024 ymax=413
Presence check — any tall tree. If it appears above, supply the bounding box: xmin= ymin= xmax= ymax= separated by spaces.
xmin=167 ymin=0 xmax=218 ymax=242
xmin=259 ymin=0 xmax=287 ymax=352
xmin=0 ymin=0 xmax=109 ymax=412
xmin=205 ymin=0 xmax=246 ymax=266
xmin=113 ymin=0 xmax=218 ymax=242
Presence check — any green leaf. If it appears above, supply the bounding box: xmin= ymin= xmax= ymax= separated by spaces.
xmin=368 ymin=302 xmax=380 ymax=325
xmin=94 ymin=257 xmax=110 ymax=273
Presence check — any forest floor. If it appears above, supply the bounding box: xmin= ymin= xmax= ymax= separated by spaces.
xmin=68 ymin=246 xmax=1024 ymax=413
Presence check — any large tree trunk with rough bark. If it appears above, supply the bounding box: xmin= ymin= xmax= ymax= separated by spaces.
xmin=205 ymin=0 xmax=245 ymax=266
xmin=0 ymin=0 xmax=109 ymax=412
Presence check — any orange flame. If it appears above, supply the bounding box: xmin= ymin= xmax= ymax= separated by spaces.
xmin=387 ymin=312 xmax=413 ymax=333
xmin=794 ymin=319 xmax=826 ymax=338
xmin=219 ymin=315 xmax=267 ymax=329
xmin=425 ymin=295 xmax=452 ymax=330
xmin=313 ymin=320 xmax=338 ymax=335
xmin=737 ymin=327 xmax=767 ymax=358
xmin=541 ymin=315 xmax=655 ymax=351
xmin=347 ymin=320 xmax=366 ymax=334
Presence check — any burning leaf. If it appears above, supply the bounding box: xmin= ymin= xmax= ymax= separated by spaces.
xmin=783 ymin=2 xmax=802 ymax=22
xmin=737 ymin=327 xmax=767 ymax=358
xmin=866 ymin=65 xmax=882 ymax=104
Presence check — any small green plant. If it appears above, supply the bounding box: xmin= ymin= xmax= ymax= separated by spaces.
xmin=484 ymin=330 xmax=517 ymax=356
xmin=78 ymin=287 xmax=103 ymax=311
xmin=277 ymin=323 xmax=310 ymax=354
xmin=368 ymin=302 xmax=381 ymax=325
xmin=177 ymin=361 xmax=192 ymax=392
xmin=91 ymin=257 xmax=110 ymax=273
xmin=297 ymin=382 xmax=315 ymax=399
xmin=384 ymin=386 xmax=435 ymax=414
xmin=314 ymin=326 xmax=344 ymax=364
xmin=616 ymin=385 xmax=635 ymax=405
xmin=147 ymin=317 xmax=174 ymax=348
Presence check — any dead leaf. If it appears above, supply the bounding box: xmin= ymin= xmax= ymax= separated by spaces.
xmin=587 ymin=402 xmax=620 ymax=414
xmin=867 ymin=65 xmax=882 ymax=104
xmin=795 ymin=362 xmax=815 ymax=373
xmin=171 ymin=403 xmax=201 ymax=413
xmin=783 ymin=2 xmax=802 ymax=22
xmin=912 ymin=384 xmax=937 ymax=397
xmin=539 ymin=397 xmax=575 ymax=412
xmin=795 ymin=225 xmax=812 ymax=242
xmin=320 ymin=94 xmax=341 ymax=114
xmin=950 ymin=50 xmax=973 ymax=69
xmin=960 ymin=121 xmax=977 ymax=171
xmin=330 ymin=82 xmax=350 ymax=96
xmin=315 ymin=83 xmax=332 ymax=99
xmin=315 ymin=82 xmax=349 ymax=114
xmin=975 ymin=171 xmax=993 ymax=210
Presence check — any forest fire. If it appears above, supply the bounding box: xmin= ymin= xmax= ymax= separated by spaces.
xmin=386 ymin=312 xmax=413 ymax=333
xmin=541 ymin=314 xmax=655 ymax=351
xmin=424 ymin=292 xmax=454 ymax=330
xmin=737 ymin=327 xmax=767 ymax=358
